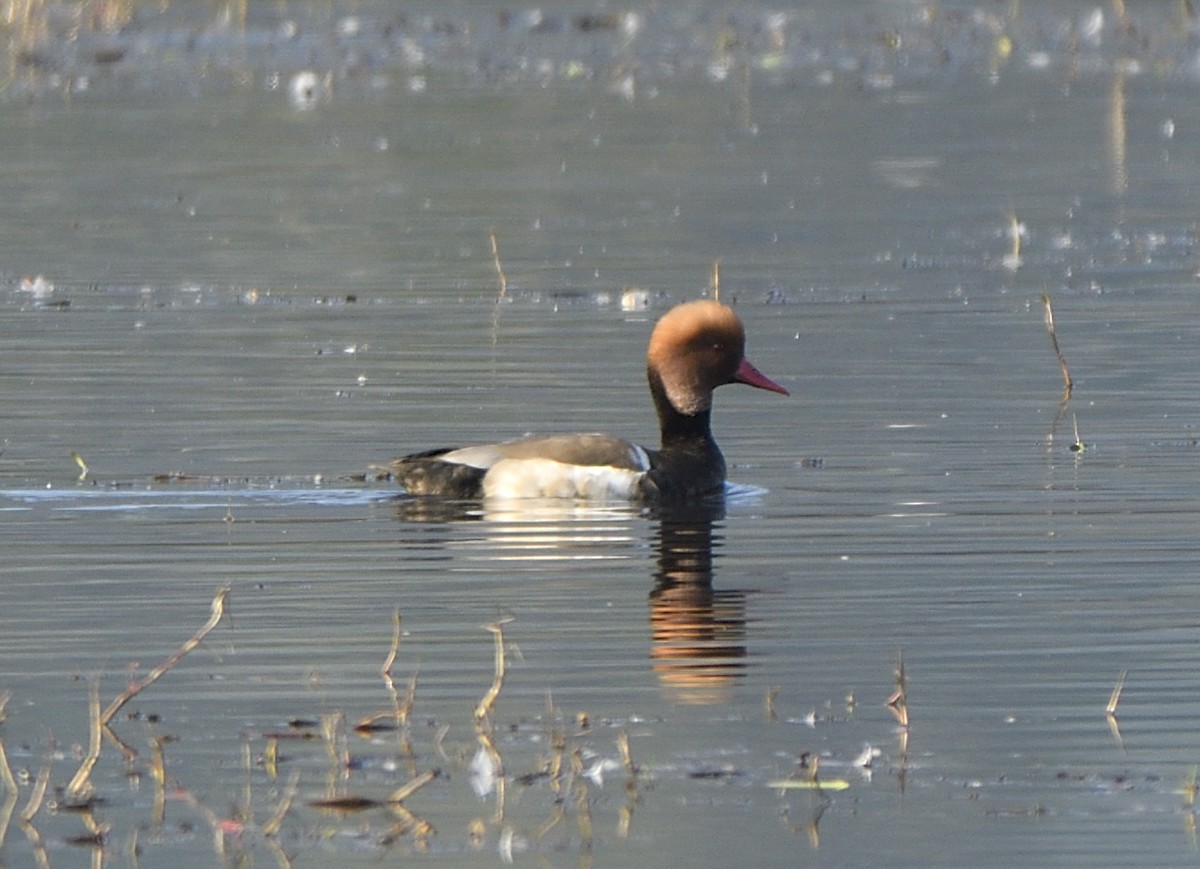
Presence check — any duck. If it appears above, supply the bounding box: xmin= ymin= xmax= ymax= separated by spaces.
xmin=392 ymin=299 xmax=789 ymax=502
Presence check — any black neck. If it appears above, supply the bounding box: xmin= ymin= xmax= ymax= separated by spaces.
xmin=649 ymin=369 xmax=716 ymax=449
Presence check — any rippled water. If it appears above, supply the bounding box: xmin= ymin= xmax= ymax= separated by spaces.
xmin=3 ymin=2 xmax=1200 ymax=866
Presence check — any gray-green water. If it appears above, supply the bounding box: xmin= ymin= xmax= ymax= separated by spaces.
xmin=3 ymin=2 xmax=1200 ymax=866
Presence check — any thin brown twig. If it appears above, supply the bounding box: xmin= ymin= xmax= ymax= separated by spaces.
xmin=474 ymin=616 xmax=514 ymax=724
xmin=1041 ymin=293 xmax=1073 ymax=394
xmin=67 ymin=586 xmax=230 ymax=796
xmin=100 ymin=585 xmax=230 ymax=727
xmin=67 ymin=679 xmax=103 ymax=797
xmin=388 ymin=768 xmax=439 ymax=804
xmin=367 ymin=607 xmax=415 ymax=732
xmin=381 ymin=608 xmax=401 ymax=678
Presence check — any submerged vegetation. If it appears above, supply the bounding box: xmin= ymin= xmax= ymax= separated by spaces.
xmin=0 ymin=590 xmax=643 ymax=863
xmin=0 ymin=583 xmax=933 ymax=864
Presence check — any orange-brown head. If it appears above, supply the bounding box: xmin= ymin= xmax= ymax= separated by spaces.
xmin=646 ymin=299 xmax=788 ymax=416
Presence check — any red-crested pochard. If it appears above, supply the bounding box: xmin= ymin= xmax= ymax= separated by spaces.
xmin=392 ymin=299 xmax=789 ymax=501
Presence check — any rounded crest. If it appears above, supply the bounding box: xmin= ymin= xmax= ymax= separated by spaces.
xmin=647 ymin=300 xmax=746 ymax=415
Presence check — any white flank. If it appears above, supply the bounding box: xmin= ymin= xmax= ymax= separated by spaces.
xmin=482 ymin=459 xmax=643 ymax=500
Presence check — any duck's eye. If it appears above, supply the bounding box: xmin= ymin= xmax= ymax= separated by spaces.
xmin=711 ymin=342 xmax=724 ymax=352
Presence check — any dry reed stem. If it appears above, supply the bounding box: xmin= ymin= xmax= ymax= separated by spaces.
xmin=241 ymin=739 xmax=254 ymax=828
xmin=489 ymin=232 xmax=508 ymax=301
xmin=264 ymin=835 xmax=294 ymax=869
xmin=886 ymin=650 xmax=909 ymax=729
xmin=388 ymin=768 xmax=438 ymax=804
xmin=477 ymin=729 xmax=506 ymax=825
xmin=264 ymin=736 xmax=278 ymax=780
xmin=1107 ymin=669 xmax=1128 ymax=715
xmin=0 ymin=731 xmax=17 ymax=798
xmin=618 ymin=800 xmax=634 ymax=840
xmin=149 ymin=735 xmax=168 ymax=785
xmin=1041 ymin=293 xmax=1074 ymax=394
xmin=67 ymin=679 xmax=103 ymax=797
xmin=1007 ymin=213 xmax=1023 ymax=265
xmin=381 ymin=608 xmax=401 ymax=678
xmin=18 ymin=818 xmax=47 ymax=869
xmin=617 ymin=730 xmax=635 ymax=777
xmin=80 ymin=808 xmax=109 ymax=842
xmin=355 ymin=609 xmax=415 ymax=735
xmin=103 ymin=722 xmax=138 ymax=764
xmin=67 ymin=586 xmax=229 ymax=797
xmin=573 ymin=770 xmax=593 ymax=850
xmin=399 ymin=672 xmax=417 ymax=727
xmin=69 ymin=451 xmax=88 ymax=481
xmin=389 ymin=805 xmax=435 ymax=848
xmin=382 ymin=801 xmax=429 ymax=841
xmin=150 ymin=736 xmax=167 ymax=826
xmin=320 ymin=711 xmax=348 ymax=778
xmin=170 ymin=785 xmax=226 ymax=854
xmin=100 ymin=585 xmax=229 ymax=727
xmin=432 ymin=723 xmax=450 ymax=762
xmin=547 ymin=741 xmax=565 ymax=797
xmin=890 ymin=651 xmax=912 ymax=784
xmin=489 ymin=232 xmax=508 ymax=347
xmin=18 ymin=758 xmax=49 ymax=823
xmin=261 ymin=770 xmax=300 ymax=837
xmin=533 ymin=803 xmax=566 ymax=843
xmin=474 ymin=617 xmax=514 ymax=724
xmin=711 ymin=260 xmax=721 ymax=302
xmin=0 ymin=791 xmax=14 ymax=852
xmin=1106 ymin=711 xmax=1125 ymax=753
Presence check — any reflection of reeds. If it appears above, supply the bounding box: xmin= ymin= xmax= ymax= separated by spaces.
xmin=887 ymin=651 xmax=911 ymax=791
xmin=1106 ymin=668 xmax=1128 ymax=751
xmin=886 ymin=650 xmax=909 ymax=729
xmin=3 ymin=1 xmax=250 ymax=90
xmin=3 ymin=0 xmax=131 ymax=73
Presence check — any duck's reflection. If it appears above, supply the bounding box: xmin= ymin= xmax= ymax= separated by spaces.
xmin=393 ymin=495 xmax=749 ymax=706
xmin=648 ymin=500 xmax=747 ymax=705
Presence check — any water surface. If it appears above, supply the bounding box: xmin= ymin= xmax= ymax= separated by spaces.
xmin=3 ymin=2 xmax=1200 ymax=866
